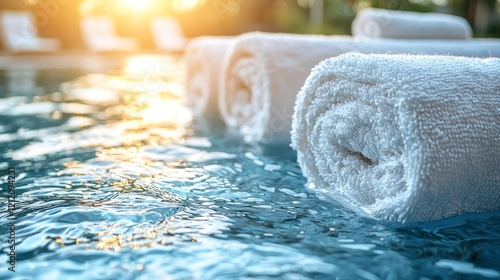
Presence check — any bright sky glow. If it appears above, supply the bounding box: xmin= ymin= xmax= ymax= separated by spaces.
xmin=120 ymin=0 xmax=154 ymax=12
xmin=172 ymin=0 xmax=201 ymax=13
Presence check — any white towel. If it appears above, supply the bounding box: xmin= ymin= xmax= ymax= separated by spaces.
xmin=219 ymin=31 xmax=500 ymax=143
xmin=184 ymin=36 xmax=233 ymax=122
xmin=220 ymin=32 xmax=354 ymax=143
xmin=352 ymin=8 xmax=473 ymax=40
xmin=291 ymin=53 xmax=500 ymax=223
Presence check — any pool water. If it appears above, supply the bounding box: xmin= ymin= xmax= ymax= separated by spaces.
xmin=1 ymin=55 xmax=500 ymax=280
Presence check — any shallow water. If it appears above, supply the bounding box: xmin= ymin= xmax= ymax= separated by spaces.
xmin=1 ymin=55 xmax=500 ymax=280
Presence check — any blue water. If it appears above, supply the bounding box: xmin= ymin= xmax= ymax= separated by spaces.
xmin=1 ymin=55 xmax=500 ymax=280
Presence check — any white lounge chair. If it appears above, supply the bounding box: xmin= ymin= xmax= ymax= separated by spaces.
xmin=80 ymin=16 xmax=139 ymax=52
xmin=0 ymin=10 xmax=60 ymax=53
xmin=150 ymin=17 xmax=186 ymax=52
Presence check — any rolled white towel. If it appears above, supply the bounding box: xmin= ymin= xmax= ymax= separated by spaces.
xmin=291 ymin=53 xmax=500 ymax=223
xmin=184 ymin=36 xmax=233 ymax=122
xmin=352 ymin=8 xmax=473 ymax=40
xmin=220 ymin=32 xmax=354 ymax=143
xmin=219 ymin=31 xmax=500 ymax=143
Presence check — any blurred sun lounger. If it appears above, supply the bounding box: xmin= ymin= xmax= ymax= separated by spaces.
xmin=150 ymin=17 xmax=186 ymax=53
xmin=0 ymin=10 xmax=60 ymax=53
xmin=80 ymin=16 xmax=139 ymax=53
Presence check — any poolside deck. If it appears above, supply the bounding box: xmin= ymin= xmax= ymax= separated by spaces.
xmin=0 ymin=51 xmax=183 ymax=70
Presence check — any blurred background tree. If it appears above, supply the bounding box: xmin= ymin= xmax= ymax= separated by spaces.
xmin=272 ymin=0 xmax=500 ymax=37
xmin=0 ymin=0 xmax=498 ymax=52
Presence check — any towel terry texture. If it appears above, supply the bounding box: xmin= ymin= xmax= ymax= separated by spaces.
xmin=291 ymin=53 xmax=500 ymax=223
xmin=352 ymin=8 xmax=473 ymax=40
xmin=184 ymin=36 xmax=233 ymax=122
xmin=219 ymin=31 xmax=500 ymax=143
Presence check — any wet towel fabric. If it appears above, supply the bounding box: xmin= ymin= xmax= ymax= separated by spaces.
xmin=219 ymin=31 xmax=500 ymax=143
xmin=291 ymin=53 xmax=500 ymax=223
xmin=352 ymin=8 xmax=472 ymax=40
xmin=184 ymin=36 xmax=233 ymax=122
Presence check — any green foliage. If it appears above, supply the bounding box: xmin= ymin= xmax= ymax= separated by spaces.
xmin=276 ymin=0 xmax=500 ymax=37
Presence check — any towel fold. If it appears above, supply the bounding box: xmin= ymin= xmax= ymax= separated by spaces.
xmin=219 ymin=31 xmax=500 ymax=143
xmin=352 ymin=8 xmax=473 ymax=40
xmin=185 ymin=36 xmax=233 ymax=122
xmin=291 ymin=53 xmax=500 ymax=222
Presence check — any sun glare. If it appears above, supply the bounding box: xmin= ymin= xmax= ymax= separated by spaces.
xmin=140 ymin=96 xmax=192 ymax=125
xmin=172 ymin=0 xmax=201 ymax=13
xmin=121 ymin=0 xmax=153 ymax=12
